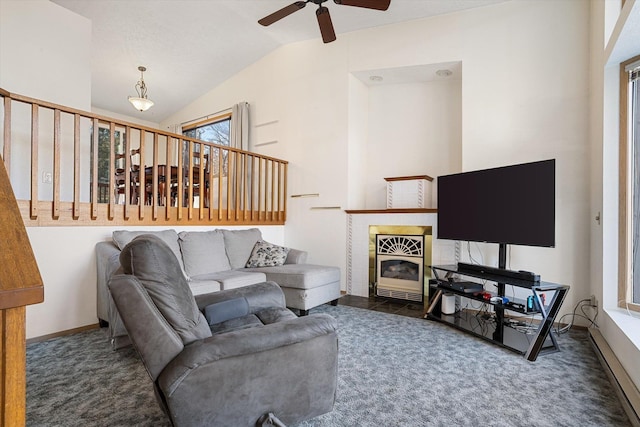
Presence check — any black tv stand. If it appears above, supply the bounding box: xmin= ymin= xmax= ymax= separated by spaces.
xmin=426 ymin=263 xmax=569 ymax=361
xmin=457 ymin=262 xmax=540 ymax=282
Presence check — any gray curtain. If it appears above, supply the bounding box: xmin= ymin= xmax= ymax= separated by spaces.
xmin=230 ymin=102 xmax=249 ymax=151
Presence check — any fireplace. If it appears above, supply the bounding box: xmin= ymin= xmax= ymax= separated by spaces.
xmin=370 ymin=226 xmax=432 ymax=302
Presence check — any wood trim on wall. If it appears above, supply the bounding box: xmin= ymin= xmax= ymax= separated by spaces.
xmin=619 ymin=54 xmax=640 ymax=313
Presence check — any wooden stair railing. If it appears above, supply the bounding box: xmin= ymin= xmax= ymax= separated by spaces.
xmin=0 ymin=88 xmax=288 ymax=226
xmin=0 ymin=157 xmax=44 ymax=425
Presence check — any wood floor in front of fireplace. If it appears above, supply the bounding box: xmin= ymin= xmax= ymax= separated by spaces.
xmin=336 ymin=294 xmax=427 ymax=319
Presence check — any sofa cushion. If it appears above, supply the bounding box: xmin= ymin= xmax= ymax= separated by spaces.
xmin=245 ymin=264 xmax=340 ymax=290
xmin=113 ymin=230 xmax=186 ymax=276
xmin=178 ymin=230 xmax=231 ymax=277
xmin=221 ymin=228 xmax=262 ymax=269
xmin=191 ymin=270 xmax=267 ymax=290
xmin=245 ymin=240 xmax=290 ymax=268
xmin=119 ymin=234 xmax=212 ymax=345
xmin=188 ymin=279 xmax=221 ymax=296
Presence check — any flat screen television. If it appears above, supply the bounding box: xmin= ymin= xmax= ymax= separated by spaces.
xmin=437 ymin=159 xmax=555 ymax=248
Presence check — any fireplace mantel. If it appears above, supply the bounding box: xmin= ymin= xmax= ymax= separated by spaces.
xmin=345 ymin=208 xmax=437 ymax=214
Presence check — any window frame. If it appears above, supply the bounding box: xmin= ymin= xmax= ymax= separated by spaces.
xmin=181 ymin=112 xmax=231 ymax=146
xmin=619 ymin=54 xmax=640 ymax=312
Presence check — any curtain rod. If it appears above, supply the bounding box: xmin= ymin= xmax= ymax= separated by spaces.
xmin=180 ymin=107 xmax=232 ymax=127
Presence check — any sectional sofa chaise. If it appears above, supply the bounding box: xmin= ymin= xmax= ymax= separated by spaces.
xmin=96 ymin=228 xmax=341 ymax=348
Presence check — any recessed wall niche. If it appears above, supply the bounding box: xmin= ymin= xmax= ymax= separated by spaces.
xmin=347 ymin=62 xmax=463 ymax=210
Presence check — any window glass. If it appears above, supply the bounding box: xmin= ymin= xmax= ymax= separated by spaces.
xmin=183 ymin=117 xmax=230 ymax=146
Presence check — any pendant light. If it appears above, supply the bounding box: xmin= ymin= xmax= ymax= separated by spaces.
xmin=128 ymin=66 xmax=154 ymax=112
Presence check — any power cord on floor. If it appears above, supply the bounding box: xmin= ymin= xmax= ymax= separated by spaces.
xmin=554 ymin=298 xmax=598 ymax=334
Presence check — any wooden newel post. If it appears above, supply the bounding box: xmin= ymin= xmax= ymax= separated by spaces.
xmin=0 ymin=158 xmax=44 ymax=426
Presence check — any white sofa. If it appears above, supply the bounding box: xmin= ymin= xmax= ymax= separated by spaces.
xmin=96 ymin=228 xmax=341 ymax=348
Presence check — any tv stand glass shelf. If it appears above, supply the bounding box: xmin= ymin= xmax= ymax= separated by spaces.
xmin=426 ymin=264 xmax=569 ymax=361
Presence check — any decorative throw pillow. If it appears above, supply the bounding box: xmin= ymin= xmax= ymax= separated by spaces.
xmin=245 ymin=240 xmax=290 ymax=268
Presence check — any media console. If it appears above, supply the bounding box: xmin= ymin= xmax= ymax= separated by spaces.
xmin=425 ymin=264 xmax=569 ymax=361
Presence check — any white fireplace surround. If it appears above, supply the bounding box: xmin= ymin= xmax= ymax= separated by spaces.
xmin=346 ymin=212 xmax=456 ymax=297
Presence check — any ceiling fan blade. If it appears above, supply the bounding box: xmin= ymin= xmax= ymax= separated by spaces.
xmin=258 ymin=1 xmax=307 ymax=26
xmin=316 ymin=6 xmax=336 ymax=43
xmin=333 ymin=0 xmax=390 ymax=11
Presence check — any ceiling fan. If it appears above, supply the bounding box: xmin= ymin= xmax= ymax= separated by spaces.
xmin=258 ymin=0 xmax=391 ymax=44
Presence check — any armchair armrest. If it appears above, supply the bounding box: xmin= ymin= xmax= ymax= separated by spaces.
xmin=158 ymin=313 xmax=337 ymax=396
xmin=195 ymin=281 xmax=286 ymax=313
xmin=285 ymin=248 xmax=308 ymax=264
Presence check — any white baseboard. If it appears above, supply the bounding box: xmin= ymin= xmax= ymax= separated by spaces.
xmin=589 ymin=328 xmax=640 ymax=427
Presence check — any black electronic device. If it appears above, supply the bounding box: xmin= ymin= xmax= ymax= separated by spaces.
xmin=439 ymin=280 xmax=484 ymax=294
xmin=437 ymin=159 xmax=555 ymax=248
xmin=457 ymin=262 xmax=540 ymax=282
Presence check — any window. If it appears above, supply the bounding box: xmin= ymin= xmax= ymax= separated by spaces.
xmin=182 ymin=113 xmax=231 ymax=177
xmin=182 ymin=113 xmax=231 ymax=146
xmin=620 ymin=55 xmax=640 ymax=311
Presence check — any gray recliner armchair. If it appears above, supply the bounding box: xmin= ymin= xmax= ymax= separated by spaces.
xmin=108 ymin=234 xmax=338 ymax=427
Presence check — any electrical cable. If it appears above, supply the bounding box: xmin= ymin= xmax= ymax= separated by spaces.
xmin=554 ymin=298 xmax=598 ymax=334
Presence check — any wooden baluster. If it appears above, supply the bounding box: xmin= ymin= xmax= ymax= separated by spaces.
xmin=250 ymin=155 xmax=255 ymax=221
xmin=187 ymin=139 xmax=194 ymax=221
xmin=243 ymin=153 xmax=249 ymax=220
xmin=227 ymin=150 xmax=233 ymax=221
xmin=90 ymin=119 xmax=99 ymax=219
xmin=3 ymin=95 xmax=11 ymax=177
xmin=258 ymin=157 xmax=263 ymax=221
xmin=124 ymin=126 xmax=131 ymax=220
xmin=176 ymin=139 xmax=184 ymax=220
xmin=270 ymin=160 xmax=275 ymax=222
xmin=152 ymin=133 xmax=159 ymax=220
xmin=72 ymin=114 xmax=80 ymax=220
xmin=138 ymin=130 xmax=145 ymax=220
xmin=277 ymin=161 xmax=282 ymax=222
xmin=283 ymin=162 xmax=288 ymax=222
xmin=108 ymin=122 xmax=116 ymax=220
xmin=235 ymin=152 xmax=241 ymax=221
xmin=209 ymin=145 xmax=215 ymax=221
xmin=52 ymin=109 xmax=60 ymax=220
xmin=30 ymin=104 xmax=38 ymax=219
xmin=199 ymin=143 xmax=204 ymax=220
xmin=165 ymin=137 xmax=173 ymax=220
xmin=218 ymin=147 xmax=224 ymax=221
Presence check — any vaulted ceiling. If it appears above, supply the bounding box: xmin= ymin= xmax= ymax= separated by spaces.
xmin=52 ymin=0 xmax=507 ymax=122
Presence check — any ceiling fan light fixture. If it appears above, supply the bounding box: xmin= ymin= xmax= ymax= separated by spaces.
xmin=128 ymin=66 xmax=154 ymax=112
xmin=258 ymin=0 xmax=390 ymax=43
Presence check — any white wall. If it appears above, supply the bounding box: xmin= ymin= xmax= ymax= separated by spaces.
xmin=363 ymin=79 xmax=461 ymax=209
xmin=163 ymin=0 xmax=591 ymax=322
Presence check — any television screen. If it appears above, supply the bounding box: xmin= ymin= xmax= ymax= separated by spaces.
xmin=437 ymin=159 xmax=555 ymax=247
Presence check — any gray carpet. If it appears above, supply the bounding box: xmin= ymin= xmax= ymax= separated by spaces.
xmin=27 ymin=305 xmax=631 ymax=427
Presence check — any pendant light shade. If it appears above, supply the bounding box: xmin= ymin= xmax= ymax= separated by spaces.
xmin=128 ymin=66 xmax=154 ymax=112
